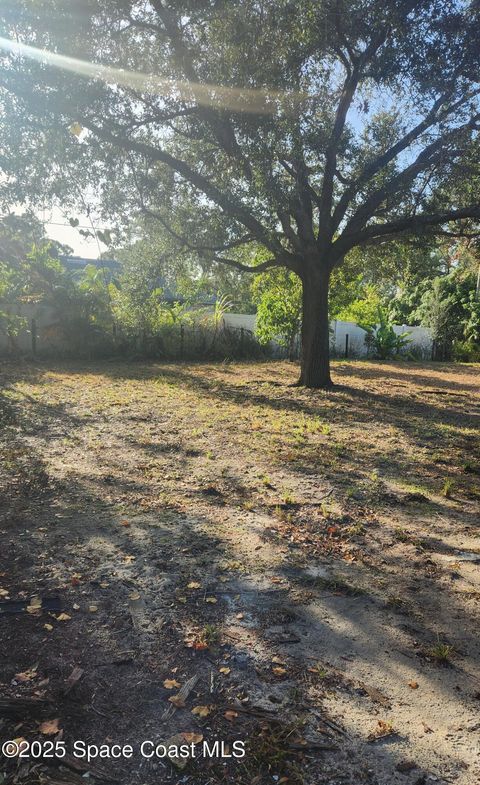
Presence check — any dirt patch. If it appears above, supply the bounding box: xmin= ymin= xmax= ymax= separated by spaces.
xmin=0 ymin=359 xmax=479 ymax=785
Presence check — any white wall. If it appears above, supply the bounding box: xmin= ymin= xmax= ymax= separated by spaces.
xmin=0 ymin=303 xmax=60 ymax=353
xmin=224 ymin=313 xmax=433 ymax=358
xmin=223 ymin=313 xmax=257 ymax=333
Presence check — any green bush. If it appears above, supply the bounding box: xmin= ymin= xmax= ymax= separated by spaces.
xmin=361 ymin=306 xmax=412 ymax=359
xmin=453 ymin=340 xmax=480 ymax=363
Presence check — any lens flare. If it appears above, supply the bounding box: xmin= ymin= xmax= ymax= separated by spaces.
xmin=0 ymin=36 xmax=306 ymax=114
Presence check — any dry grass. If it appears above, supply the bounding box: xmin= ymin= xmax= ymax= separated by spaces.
xmin=0 ymin=358 xmax=479 ymax=785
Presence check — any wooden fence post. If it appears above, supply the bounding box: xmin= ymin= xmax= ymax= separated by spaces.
xmin=31 ymin=318 xmax=37 ymax=356
xmin=180 ymin=324 xmax=185 ymax=359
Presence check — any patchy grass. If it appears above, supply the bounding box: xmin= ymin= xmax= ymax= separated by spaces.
xmin=426 ymin=642 xmax=456 ymax=665
xmin=0 ymin=359 xmax=479 ymax=785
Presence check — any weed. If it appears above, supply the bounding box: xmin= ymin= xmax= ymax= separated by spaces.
xmin=261 ymin=474 xmax=274 ymax=488
xmin=320 ymin=501 xmax=331 ymax=518
xmin=426 ymin=641 xmax=455 ymax=665
xmin=273 ymin=505 xmax=293 ymax=523
xmin=441 ymin=478 xmax=454 ymax=498
xmin=202 ymin=624 xmax=220 ymax=646
xmin=393 ymin=527 xmax=411 ymax=543
xmin=243 ymin=719 xmax=306 ymax=784
xmin=346 ymin=522 xmax=365 ymax=537
xmin=307 ymin=661 xmax=328 ymax=679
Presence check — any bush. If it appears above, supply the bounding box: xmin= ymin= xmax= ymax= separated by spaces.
xmin=362 ymin=306 xmax=412 ymax=359
xmin=453 ymin=340 xmax=480 ymax=363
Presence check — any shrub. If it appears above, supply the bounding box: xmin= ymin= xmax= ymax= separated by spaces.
xmin=361 ymin=306 xmax=411 ymax=359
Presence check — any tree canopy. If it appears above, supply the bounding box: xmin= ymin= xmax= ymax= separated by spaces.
xmin=1 ymin=0 xmax=479 ymax=385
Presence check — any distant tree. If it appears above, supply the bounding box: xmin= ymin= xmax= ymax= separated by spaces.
xmin=1 ymin=1 xmax=480 ymax=385
xmin=115 ymin=218 xmax=256 ymax=313
xmin=252 ymin=268 xmax=302 ymax=359
xmin=415 ymin=268 xmax=480 ymax=354
xmin=335 ymin=284 xmax=383 ymax=329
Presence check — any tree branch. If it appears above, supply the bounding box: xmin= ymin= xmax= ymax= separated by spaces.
xmin=342 ymin=114 xmax=479 ymax=236
xmin=150 ymin=0 xmax=253 ymax=180
xmin=82 ymin=120 xmax=283 ymax=255
xmin=317 ymin=28 xmax=390 ymax=245
xmin=334 ymin=206 xmax=480 ymax=254
xmin=209 ymin=254 xmax=280 ymax=274
xmin=332 ymin=87 xmax=480 ymax=229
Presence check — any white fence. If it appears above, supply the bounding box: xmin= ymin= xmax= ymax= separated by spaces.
xmin=224 ymin=313 xmax=433 ymax=358
xmin=0 ymin=305 xmax=433 ymax=359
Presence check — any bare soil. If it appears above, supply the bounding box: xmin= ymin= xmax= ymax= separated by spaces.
xmin=0 ymin=359 xmax=479 ymax=785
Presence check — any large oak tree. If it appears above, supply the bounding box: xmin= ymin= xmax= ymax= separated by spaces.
xmin=1 ymin=0 xmax=479 ymax=386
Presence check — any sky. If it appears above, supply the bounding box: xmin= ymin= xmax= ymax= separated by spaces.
xmin=40 ymin=205 xmax=106 ymax=258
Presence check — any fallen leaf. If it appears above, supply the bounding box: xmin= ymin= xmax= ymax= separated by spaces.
xmin=88 ymin=605 xmax=98 ymax=613
xmin=163 ymin=679 xmax=181 ymax=690
xmin=129 ymin=592 xmax=141 ymax=601
xmin=188 ymin=640 xmax=209 ymax=651
xmin=187 ymin=582 xmax=201 ymax=590
xmin=26 ymin=596 xmax=42 ymax=614
xmin=161 ymin=733 xmax=191 ymax=769
xmin=69 ymin=122 xmax=83 ymax=137
xmin=39 ymin=719 xmax=60 ymax=736
xmin=44 ymin=623 xmax=53 ymax=631
xmin=15 ymin=666 xmax=38 ymax=682
xmin=168 ymin=694 xmax=186 ymax=708
xmin=236 ymin=612 xmax=244 ymax=620
xmin=120 ymin=520 xmax=130 ymax=527
xmin=224 ymin=710 xmax=238 ymax=721
xmin=0 ymin=588 xmax=9 ymax=597
xmin=219 ymin=667 xmax=231 ymax=675
xmin=56 ymin=613 xmax=71 ymax=622
xmin=182 ymin=732 xmax=203 ymax=744
xmin=408 ymin=680 xmax=419 ymax=689
xmin=191 ymin=705 xmax=211 ymax=717
xmin=177 ymin=596 xmax=187 ymax=604
xmin=205 ymin=596 xmax=217 ymax=603
xmin=124 ymin=555 xmax=136 ymax=563
xmin=272 ymin=666 xmax=287 ymax=676
xmin=271 ymin=656 xmax=285 ymax=665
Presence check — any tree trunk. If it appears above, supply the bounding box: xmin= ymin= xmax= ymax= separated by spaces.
xmin=298 ymin=263 xmax=332 ymax=388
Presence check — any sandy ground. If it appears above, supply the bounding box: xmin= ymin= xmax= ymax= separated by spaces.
xmin=0 ymin=359 xmax=479 ymax=785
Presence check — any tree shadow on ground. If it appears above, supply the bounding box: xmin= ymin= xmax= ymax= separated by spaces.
xmin=1 ymin=360 xmax=478 ymax=784
xmin=2 ymin=463 xmax=476 ymax=785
